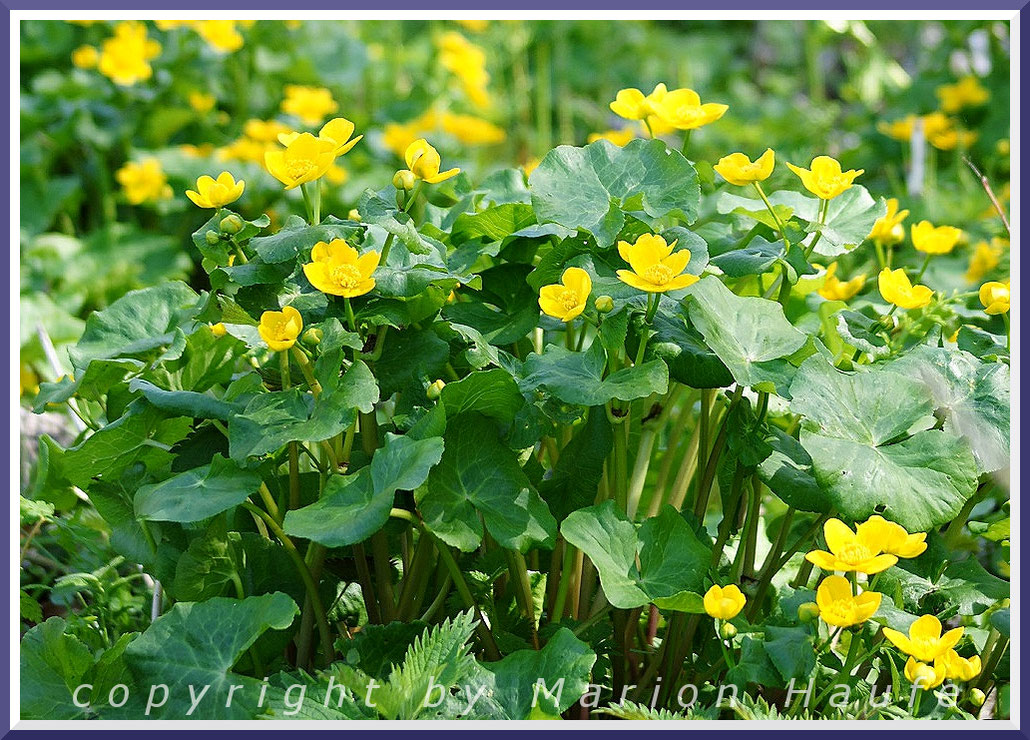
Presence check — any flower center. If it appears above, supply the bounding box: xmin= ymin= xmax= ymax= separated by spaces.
xmin=825 ymin=601 xmax=854 ymax=623
xmin=286 ymin=158 xmax=317 ymax=179
xmin=838 ymin=542 xmax=873 ymax=564
xmin=643 ymin=263 xmax=674 ymax=285
xmin=330 ymin=264 xmax=363 ymax=289
xmin=558 ymin=288 xmax=581 ymax=311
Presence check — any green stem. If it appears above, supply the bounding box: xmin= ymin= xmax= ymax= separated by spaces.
xmin=803 ymin=198 xmax=830 ymax=259
xmin=914 ymin=253 xmax=933 ymax=283
xmin=753 ymin=182 xmax=789 ymax=246
xmin=430 ymin=533 xmax=501 ymax=660
xmin=280 ymin=351 xmax=301 ymax=511
xmin=550 ymin=542 xmax=576 ymax=622
xmin=681 ymin=129 xmax=692 ymax=156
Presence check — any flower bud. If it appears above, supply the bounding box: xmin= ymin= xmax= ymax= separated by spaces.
xmin=205 ymin=230 xmax=221 ymax=245
xmin=392 ymin=169 xmax=416 ymax=192
xmin=210 ymin=322 xmax=227 ymax=338
xmin=797 ymin=602 xmax=820 ymax=623
xmin=719 ymin=622 xmax=737 ymax=640
xmin=301 ymin=327 xmax=323 ymax=346
xmin=219 ymin=214 xmax=244 ymax=234
xmin=969 ymin=688 xmax=986 ymax=707
xmin=594 ymin=295 xmax=614 ymax=313
xmin=347 ymin=208 xmax=361 ymax=221
xmin=427 ymin=379 xmax=446 ymax=400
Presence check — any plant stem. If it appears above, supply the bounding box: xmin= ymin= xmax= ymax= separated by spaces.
xmin=429 ymin=534 xmax=501 ymax=660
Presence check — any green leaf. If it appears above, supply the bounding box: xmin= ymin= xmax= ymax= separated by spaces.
xmin=710 ymin=236 xmax=785 ymax=277
xmin=757 ymin=427 xmax=829 ymax=513
xmin=417 ymin=414 xmax=556 ymax=552
xmin=764 ymin=626 xmax=816 ymax=683
xmin=790 ymin=356 xmax=979 ymax=531
xmin=687 ymin=276 xmax=808 ymax=393
xmin=649 ymin=303 xmax=733 ymax=389
xmin=538 ymin=406 xmax=613 ymax=522
xmin=451 ymin=203 xmax=538 ymax=244
xmin=834 ymin=309 xmax=890 ymax=359
xmin=284 ymin=434 xmax=444 ymax=547
xmin=129 ymin=378 xmax=238 ymax=421
xmin=250 ymin=214 xmax=364 ymax=263
xmin=530 ymin=138 xmax=699 ymax=247
xmin=68 ymin=282 xmax=201 ymax=372
xmin=358 ymin=190 xmax=433 ymax=255
xmin=560 ymin=502 xmax=711 ymax=610
xmin=135 ymin=455 xmax=261 ymax=523
xmin=880 ymin=558 xmax=1008 ymax=617
xmin=465 ymin=628 xmax=596 ymax=719
xmin=520 ymin=341 xmax=669 ymax=407
xmin=171 ymin=530 xmax=240 ymax=602
xmin=33 ymin=358 xmax=141 ymax=411
xmin=440 ymin=368 xmax=524 ymax=424
xmin=20 ymin=617 xmax=95 ymax=719
xmin=768 ymin=187 xmax=886 ymax=258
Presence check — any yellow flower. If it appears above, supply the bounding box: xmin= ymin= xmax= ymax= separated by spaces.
xmin=911 ymin=221 xmax=962 ymax=255
xmin=965 ymin=240 xmax=1004 ymax=283
xmin=538 ymin=267 xmax=592 ymax=322
xmin=877 ymin=115 xmax=918 ymax=142
xmin=98 ymin=21 xmax=162 ymax=86
xmin=936 ymin=76 xmax=990 ymax=113
xmin=116 ymin=157 xmax=172 ymax=204
xmin=616 ymin=234 xmax=698 ymax=293
xmin=440 ymin=113 xmax=505 ymax=145
xmin=882 ymin=615 xmax=964 ymax=663
xmin=921 ymin=112 xmax=953 ymax=142
xmin=868 ymin=198 xmax=909 ymax=245
xmin=979 ymin=280 xmax=1010 ymax=315
xmin=587 ymin=128 xmax=637 ymax=147
xmin=816 ymin=575 xmax=881 ymax=628
xmin=188 ymin=90 xmax=216 ymax=113
xmin=787 ymin=156 xmax=864 ymax=200
xmin=713 ymin=149 xmax=775 ymax=187
xmin=383 ymin=121 xmax=424 ymax=159
xmin=210 ymin=322 xmax=227 ymax=337
xmin=155 ymin=20 xmax=194 ymax=30
xmin=609 ymin=83 xmax=667 ymax=122
xmin=818 ymin=262 xmax=866 ymax=301
xmin=264 ymin=132 xmax=337 ymax=190
xmin=281 ymin=85 xmax=339 ymax=127
xmin=703 ymin=584 xmax=747 ymax=620
xmin=436 ymin=32 xmax=491 ymax=109
xmin=652 ymin=88 xmax=728 ymax=131
xmin=185 ymin=171 xmax=245 ymax=209
xmin=405 ymin=139 xmax=460 ymax=184
xmin=855 ymin=515 xmax=926 ymax=558
xmin=931 ymin=127 xmax=978 ymax=151
xmin=278 ymin=118 xmax=362 ymax=158
xmin=522 ymin=157 xmax=541 ymax=176
xmin=258 ymin=306 xmax=303 ymax=352
xmin=194 ymin=20 xmax=244 ymax=53
xmin=997 ymin=139 xmax=1010 ymax=157
xmin=905 ymin=658 xmax=946 ymax=689
xmin=303 ymin=240 xmax=379 ymax=298
xmin=71 ymin=45 xmax=99 ymax=69
xmin=940 ymin=649 xmax=982 ymax=682
xmin=325 ymin=163 xmax=348 ymax=185
xmin=806 ymin=518 xmax=898 ymax=574
xmin=244 ymin=118 xmax=293 ymax=143
xmin=456 ymin=19 xmax=488 ymax=32
xmin=878 ymin=268 xmax=933 ymax=310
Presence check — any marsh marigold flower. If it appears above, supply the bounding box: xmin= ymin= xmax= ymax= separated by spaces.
xmin=116 ymin=157 xmax=171 ymax=204
xmin=185 ymin=171 xmax=245 ymax=209
xmin=703 ymin=584 xmax=746 ymax=620
xmin=965 ymin=239 xmax=1004 ymax=283
xmin=878 ymin=268 xmax=933 ymax=310
xmin=818 ymin=263 xmax=866 ymax=301
xmin=188 ymin=90 xmax=216 ymax=113
xmin=806 ymin=518 xmax=897 ymax=574
xmin=979 ymin=281 xmax=1010 ymax=315
xmin=587 ymin=128 xmax=636 ymax=147
xmin=194 ymin=20 xmax=245 ymax=53
xmin=279 ymin=117 xmax=362 ymax=158
xmin=265 ymin=132 xmax=336 ymax=190
xmin=882 ymin=615 xmax=963 ymax=663
xmin=787 ymin=156 xmax=864 ymax=200
xmin=911 ymin=221 xmax=962 ymax=255
xmin=816 ymin=575 xmax=881 ymax=628
xmin=869 ymin=198 xmax=909 ymax=245
xmin=98 ymin=21 xmax=162 ymax=86
xmin=905 ymin=658 xmax=946 ymax=689
xmin=941 ymin=649 xmax=982 ymax=682
xmin=258 ymin=306 xmax=303 ymax=351
xmin=405 ymin=139 xmax=460 ymax=184
xmin=440 ymin=113 xmax=505 ymax=146
xmin=538 ymin=267 xmax=592 ymax=322
xmin=281 ymin=85 xmax=339 ymax=127
xmin=714 ymin=149 xmax=775 ymax=187
xmin=71 ymin=45 xmax=99 ymax=69
xmin=303 ymin=240 xmax=379 ymax=298
xmin=936 ymin=75 xmax=990 ymax=113
xmin=856 ymin=515 xmax=927 ymax=559
xmin=652 ymin=87 xmax=728 ymax=131
xmin=609 ymin=83 xmax=667 ymax=122
xmin=616 ymin=234 xmax=698 ymax=293
xmin=877 ymin=115 xmax=918 ymax=142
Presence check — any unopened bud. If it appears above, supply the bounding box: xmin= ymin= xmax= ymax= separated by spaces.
xmin=392 ymin=169 xmax=416 ymax=192
xmin=969 ymin=688 xmax=986 ymax=707
xmin=594 ymin=295 xmax=614 ymax=313
xmin=427 ymin=379 xmax=446 ymax=400
xmin=798 ymin=602 xmax=820 ymax=623
xmin=301 ymin=327 xmax=323 ymax=346
xmin=219 ymin=214 xmax=244 ymax=234
xmin=347 ymin=208 xmax=361 ymax=221
xmin=210 ymin=322 xmax=227 ymax=338
xmin=719 ymin=622 xmax=737 ymax=640
xmin=205 ymin=230 xmax=221 ymax=245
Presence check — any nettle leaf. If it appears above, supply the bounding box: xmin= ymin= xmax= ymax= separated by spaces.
xmin=529 ymin=138 xmax=699 ymax=247
xmin=687 ymin=276 xmax=808 ymax=393
xmin=417 ymin=413 xmax=556 ymax=552
xmin=20 ymin=617 xmax=96 ymax=719
xmin=520 ymin=341 xmax=669 ymax=407
xmin=68 ymin=282 xmax=202 ymax=372
xmin=890 ymin=345 xmax=1010 ymax=474
xmin=134 ymin=455 xmax=261 ymax=523
xmin=464 ymin=628 xmax=597 ymax=719
xmin=789 ymin=356 xmax=979 ymax=531
xmin=768 ymin=187 xmax=885 ymax=258
xmin=119 ymin=593 xmax=299 ymax=719
xmin=560 ymin=501 xmax=711 ymax=610
xmin=250 ymin=214 xmax=364 ymax=263
xmin=284 ymin=434 xmax=444 ymax=547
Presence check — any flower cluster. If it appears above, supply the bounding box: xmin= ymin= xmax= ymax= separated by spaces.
xmin=437 ymin=31 xmax=491 ymax=108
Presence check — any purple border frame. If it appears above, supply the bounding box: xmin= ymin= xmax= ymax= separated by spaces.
xmin=3 ymin=7 xmax=1026 ymax=738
